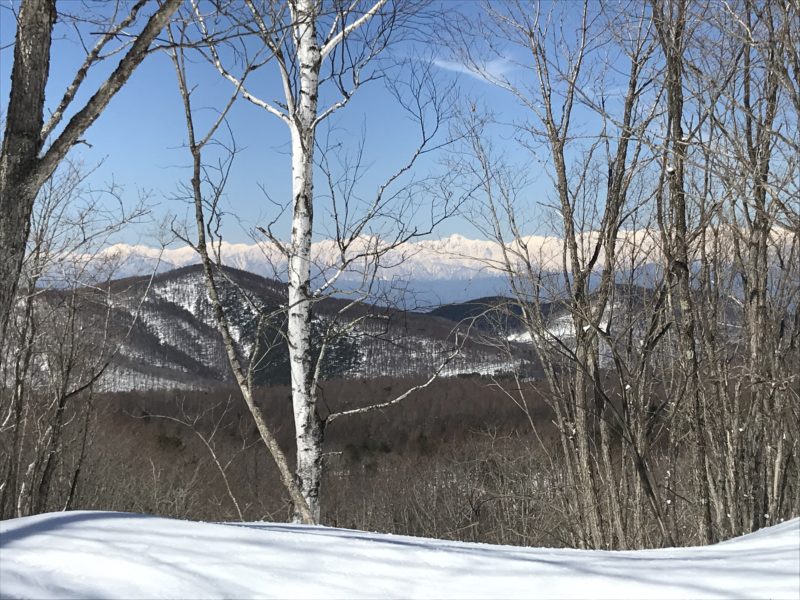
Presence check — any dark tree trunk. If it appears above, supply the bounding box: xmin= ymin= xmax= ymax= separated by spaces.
xmin=0 ymin=0 xmax=56 ymax=340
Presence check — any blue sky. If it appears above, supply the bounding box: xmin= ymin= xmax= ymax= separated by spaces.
xmin=0 ymin=1 xmax=599 ymax=246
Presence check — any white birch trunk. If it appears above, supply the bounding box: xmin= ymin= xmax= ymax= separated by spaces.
xmin=288 ymin=0 xmax=323 ymax=522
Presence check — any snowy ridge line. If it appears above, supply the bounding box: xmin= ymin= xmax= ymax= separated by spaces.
xmin=0 ymin=511 xmax=798 ymax=599
xmin=89 ymin=266 xmax=520 ymax=392
xmin=80 ymin=226 xmax=795 ymax=283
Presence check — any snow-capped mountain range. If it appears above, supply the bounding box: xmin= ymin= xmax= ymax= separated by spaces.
xmin=45 ymin=225 xmax=778 ymax=392
xmin=96 ymin=235 xmax=529 ymax=281
xmin=89 ymin=231 xmax=659 ymax=304
xmin=84 ymin=226 xmax=793 ymax=305
xmin=95 ymin=231 xmax=668 ymax=279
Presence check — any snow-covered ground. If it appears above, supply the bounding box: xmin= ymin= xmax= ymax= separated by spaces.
xmin=1 ymin=512 xmax=798 ymax=599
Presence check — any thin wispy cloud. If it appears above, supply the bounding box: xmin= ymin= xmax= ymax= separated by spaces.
xmin=432 ymin=56 xmax=516 ymax=84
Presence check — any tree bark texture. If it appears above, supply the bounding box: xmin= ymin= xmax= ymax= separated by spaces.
xmin=288 ymin=0 xmax=324 ymax=523
xmin=0 ymin=0 xmax=56 ymax=340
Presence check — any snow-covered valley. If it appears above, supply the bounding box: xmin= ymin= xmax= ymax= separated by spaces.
xmin=1 ymin=511 xmax=797 ymax=599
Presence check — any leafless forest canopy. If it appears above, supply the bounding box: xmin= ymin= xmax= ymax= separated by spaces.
xmin=1 ymin=0 xmax=798 ymax=549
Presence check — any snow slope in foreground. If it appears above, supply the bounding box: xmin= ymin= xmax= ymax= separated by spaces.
xmin=1 ymin=512 xmax=798 ymax=599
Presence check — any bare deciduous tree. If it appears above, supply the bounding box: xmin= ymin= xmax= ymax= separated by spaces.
xmin=449 ymin=0 xmax=798 ymax=549
xmin=0 ymin=159 xmax=151 ymax=518
xmin=168 ymin=0 xmax=459 ymax=523
xmin=0 ymin=0 xmax=181 ymax=341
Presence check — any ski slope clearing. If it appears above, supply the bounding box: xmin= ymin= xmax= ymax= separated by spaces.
xmin=1 ymin=511 xmax=798 ymax=599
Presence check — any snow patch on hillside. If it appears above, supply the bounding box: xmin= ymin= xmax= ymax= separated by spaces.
xmin=1 ymin=511 xmax=797 ymax=599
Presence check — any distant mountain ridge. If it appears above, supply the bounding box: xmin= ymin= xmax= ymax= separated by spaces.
xmin=56 ymin=262 xmax=746 ymax=393
xmin=90 ymin=236 xmax=521 ymax=305
xmin=95 ymin=234 xmax=522 ymax=281
xmin=85 ymin=231 xmax=671 ymax=305
xmin=89 ymin=264 xmax=529 ymax=392
xmin=92 ymin=227 xmax=760 ymax=304
xmin=62 ymin=225 xmax=774 ymax=390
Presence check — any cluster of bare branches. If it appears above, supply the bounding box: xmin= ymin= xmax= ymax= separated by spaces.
xmin=0 ymin=0 xmax=181 ymax=340
xmin=0 ymin=0 xmax=185 ymax=520
xmin=164 ymin=0 xmax=467 ymax=524
xmin=448 ymin=0 xmax=798 ymax=549
xmin=2 ymin=1 xmax=795 ymax=549
xmin=0 ymin=158 xmax=153 ymax=518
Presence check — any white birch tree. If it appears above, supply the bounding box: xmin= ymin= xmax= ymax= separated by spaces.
xmin=180 ymin=0 xmax=454 ymax=522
